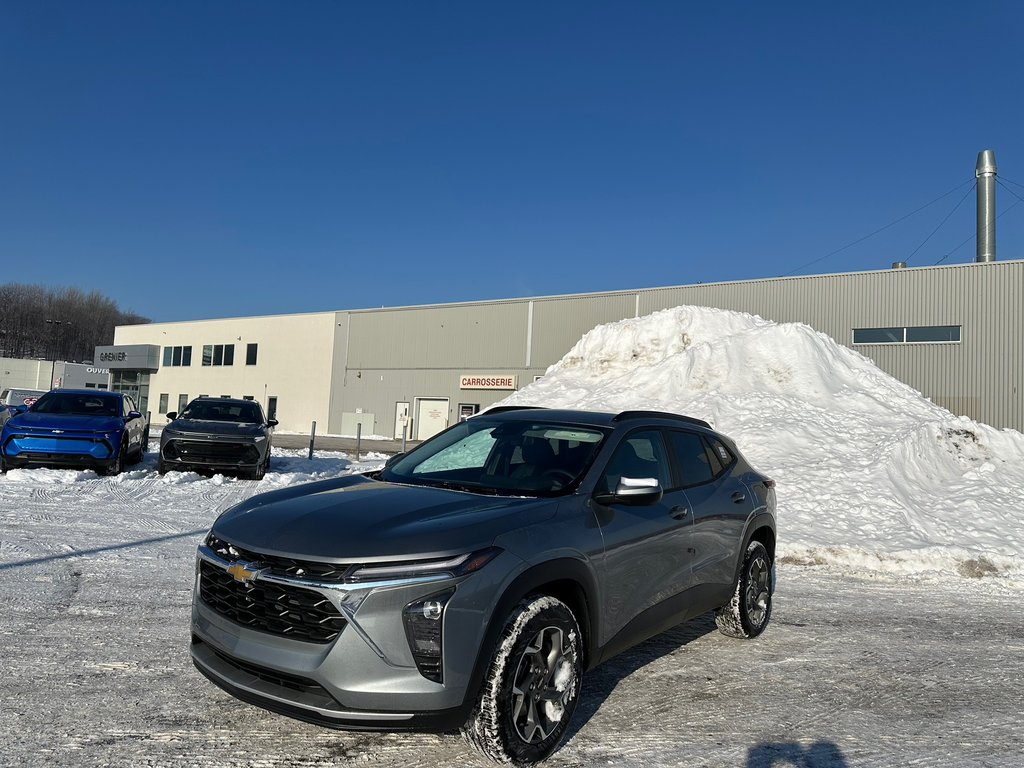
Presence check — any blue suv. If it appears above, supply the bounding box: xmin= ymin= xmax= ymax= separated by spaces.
xmin=0 ymin=389 xmax=149 ymax=475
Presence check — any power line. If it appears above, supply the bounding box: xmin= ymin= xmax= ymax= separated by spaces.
xmin=997 ymin=177 xmax=1024 ymax=205
xmin=779 ymin=178 xmax=975 ymax=277
xmin=934 ymin=194 xmax=1023 ymax=265
xmin=904 ymin=182 xmax=975 ymax=264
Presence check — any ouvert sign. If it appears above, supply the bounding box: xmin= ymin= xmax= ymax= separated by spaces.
xmin=459 ymin=374 xmax=517 ymax=390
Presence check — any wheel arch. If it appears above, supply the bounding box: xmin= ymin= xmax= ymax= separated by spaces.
xmin=462 ymin=558 xmax=599 ymax=713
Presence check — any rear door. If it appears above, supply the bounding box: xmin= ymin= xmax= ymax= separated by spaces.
xmin=666 ymin=429 xmax=754 ymax=589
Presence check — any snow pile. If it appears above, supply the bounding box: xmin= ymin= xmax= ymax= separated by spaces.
xmin=498 ymin=306 xmax=1024 ymax=581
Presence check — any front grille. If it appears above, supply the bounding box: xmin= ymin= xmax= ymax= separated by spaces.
xmin=207 ymin=534 xmax=353 ymax=583
xmin=167 ymin=439 xmax=259 ymax=463
xmin=199 ymin=560 xmax=347 ymax=643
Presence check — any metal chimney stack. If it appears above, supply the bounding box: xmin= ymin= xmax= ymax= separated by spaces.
xmin=976 ymin=149 xmax=997 ymax=262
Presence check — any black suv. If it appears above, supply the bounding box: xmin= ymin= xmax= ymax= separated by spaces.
xmin=191 ymin=407 xmax=776 ymax=763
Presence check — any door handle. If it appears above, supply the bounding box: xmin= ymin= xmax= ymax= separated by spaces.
xmin=731 ymin=492 xmax=746 ymax=504
xmin=670 ymin=505 xmax=689 ymax=520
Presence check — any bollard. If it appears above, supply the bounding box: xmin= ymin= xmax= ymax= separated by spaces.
xmin=402 ymin=424 xmax=407 ymax=453
xmin=355 ymin=422 xmax=362 ymax=462
xmin=308 ymin=421 xmax=316 ymax=460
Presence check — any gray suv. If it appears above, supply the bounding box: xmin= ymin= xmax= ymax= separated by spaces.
xmin=160 ymin=397 xmax=277 ymax=479
xmin=191 ymin=407 xmax=776 ymax=763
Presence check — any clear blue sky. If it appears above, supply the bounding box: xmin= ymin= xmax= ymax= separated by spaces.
xmin=2 ymin=1 xmax=1023 ymax=322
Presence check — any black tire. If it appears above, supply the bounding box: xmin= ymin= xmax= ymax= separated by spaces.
xmin=157 ymin=457 xmax=169 ymax=475
xmin=0 ymin=456 xmax=7 ymax=474
xmin=134 ymin=428 xmax=150 ymax=464
xmin=248 ymin=453 xmax=268 ymax=481
xmin=103 ymin=441 xmax=126 ymax=477
xmin=463 ymin=596 xmax=583 ymax=765
xmin=715 ymin=540 xmax=773 ymax=639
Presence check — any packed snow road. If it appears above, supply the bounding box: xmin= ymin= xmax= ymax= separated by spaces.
xmin=1 ymin=453 xmax=1020 ymax=767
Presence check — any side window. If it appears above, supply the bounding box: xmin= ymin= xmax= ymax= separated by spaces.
xmin=666 ymin=430 xmax=715 ymax=488
xmin=600 ymin=430 xmax=672 ymax=493
xmin=705 ymin=437 xmax=735 ymax=475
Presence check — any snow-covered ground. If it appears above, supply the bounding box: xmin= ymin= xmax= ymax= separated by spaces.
xmin=2 ymin=305 xmax=1023 ymax=766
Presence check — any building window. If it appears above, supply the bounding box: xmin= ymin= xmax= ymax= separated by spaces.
xmin=246 ymin=343 xmax=258 ymax=366
xmin=243 ymin=395 xmax=254 ymax=401
xmin=203 ymin=344 xmax=235 ymax=366
xmin=178 ymin=394 xmax=188 ymax=412
xmin=267 ymin=396 xmax=278 ymax=420
xmin=163 ymin=346 xmax=192 ymax=367
xmin=158 ymin=393 xmax=169 ymax=414
xmin=853 ymin=326 xmax=961 ymax=345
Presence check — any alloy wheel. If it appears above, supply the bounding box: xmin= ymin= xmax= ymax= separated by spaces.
xmin=510 ymin=626 xmax=575 ymax=744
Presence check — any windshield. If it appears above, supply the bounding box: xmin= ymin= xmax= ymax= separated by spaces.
xmin=382 ymin=418 xmax=608 ymax=497
xmin=30 ymin=392 xmax=120 ymax=418
xmin=179 ymin=400 xmax=263 ymax=424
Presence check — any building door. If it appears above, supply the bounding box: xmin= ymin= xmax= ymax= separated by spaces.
xmin=394 ymin=401 xmax=410 ymax=439
xmin=414 ymin=398 xmax=449 ymax=441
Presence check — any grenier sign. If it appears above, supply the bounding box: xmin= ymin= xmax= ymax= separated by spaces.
xmin=459 ymin=374 xmax=518 ymax=390
xmin=92 ymin=345 xmax=161 ymax=371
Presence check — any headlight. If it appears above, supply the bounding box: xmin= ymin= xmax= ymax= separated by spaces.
xmin=348 ymin=547 xmax=501 ymax=582
xmin=253 ymin=435 xmax=266 ymax=442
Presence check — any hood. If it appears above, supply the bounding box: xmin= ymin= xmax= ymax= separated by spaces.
xmin=166 ymin=419 xmax=265 ymax=438
xmin=7 ymin=412 xmax=124 ymax=433
xmin=212 ymin=474 xmax=558 ymax=561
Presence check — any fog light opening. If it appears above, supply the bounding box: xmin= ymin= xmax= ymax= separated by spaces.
xmin=403 ymin=587 xmax=455 ymax=683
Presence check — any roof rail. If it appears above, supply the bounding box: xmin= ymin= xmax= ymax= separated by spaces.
xmin=479 ymin=406 xmax=549 ymax=415
xmin=613 ymin=410 xmax=712 ymax=429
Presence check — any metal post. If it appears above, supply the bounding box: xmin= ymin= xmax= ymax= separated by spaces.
xmin=402 ymin=424 xmax=407 ymax=453
xmin=355 ymin=422 xmax=361 ymax=462
xmin=308 ymin=421 xmax=316 ymax=460
xmin=976 ymin=149 xmax=997 ymax=262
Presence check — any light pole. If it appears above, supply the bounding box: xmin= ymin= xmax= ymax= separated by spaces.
xmin=45 ymin=319 xmax=70 ymax=388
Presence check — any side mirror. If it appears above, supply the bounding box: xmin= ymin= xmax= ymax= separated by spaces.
xmin=593 ymin=476 xmax=663 ymax=506
xmin=128 ymin=411 xmax=142 ymax=420
xmin=165 ymin=411 xmax=177 ymax=421
xmin=267 ymin=419 xmax=278 ymax=428
xmin=12 ymin=404 xmax=29 ymax=415
xmin=384 ymin=452 xmax=405 ymax=469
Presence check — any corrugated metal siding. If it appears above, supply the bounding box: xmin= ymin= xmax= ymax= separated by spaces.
xmin=346 ymin=303 xmax=529 ymax=369
xmin=326 ymin=261 xmax=1023 ymax=432
xmin=530 ymin=293 xmax=638 ymax=364
xmin=634 ymin=262 xmax=1023 ymax=430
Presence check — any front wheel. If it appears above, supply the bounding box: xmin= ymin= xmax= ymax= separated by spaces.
xmin=463 ymin=596 xmax=582 ymax=765
xmin=103 ymin=441 xmax=126 ymax=477
xmin=715 ymin=540 xmax=773 ymax=639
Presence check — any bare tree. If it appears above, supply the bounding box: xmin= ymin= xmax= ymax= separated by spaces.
xmin=0 ymin=283 xmax=150 ymax=361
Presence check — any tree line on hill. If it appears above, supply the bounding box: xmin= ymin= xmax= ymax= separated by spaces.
xmin=0 ymin=283 xmax=149 ymax=363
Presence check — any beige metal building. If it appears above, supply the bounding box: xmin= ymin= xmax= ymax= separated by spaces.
xmin=101 ymin=259 xmax=1024 ymax=437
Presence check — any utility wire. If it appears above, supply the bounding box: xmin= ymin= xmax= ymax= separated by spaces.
xmin=904 ymin=182 xmax=975 ymax=263
xmin=779 ymin=177 xmax=975 ymax=277
xmin=934 ymin=193 xmax=1023 ymax=265
xmin=997 ymin=175 xmax=1024 ymax=191
xmin=997 ymin=177 xmax=1024 ymax=205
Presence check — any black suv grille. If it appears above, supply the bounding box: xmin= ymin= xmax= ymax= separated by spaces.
xmin=206 ymin=534 xmax=353 ymax=583
xmin=199 ymin=561 xmax=347 ymax=643
xmin=166 ymin=439 xmax=260 ymax=464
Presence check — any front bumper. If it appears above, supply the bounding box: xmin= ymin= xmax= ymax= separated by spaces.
xmin=162 ymin=437 xmax=264 ymax=472
xmin=190 ymin=543 xmax=517 ymax=729
xmin=1 ymin=431 xmax=117 ymax=468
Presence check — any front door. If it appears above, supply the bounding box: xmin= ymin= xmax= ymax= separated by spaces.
xmin=414 ymin=398 xmax=449 ymax=441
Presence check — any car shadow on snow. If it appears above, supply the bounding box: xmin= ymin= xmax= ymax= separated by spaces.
xmin=746 ymin=741 xmax=849 ymax=767
xmin=0 ymin=529 xmax=207 ymax=571
xmin=564 ymin=612 xmax=719 ymax=743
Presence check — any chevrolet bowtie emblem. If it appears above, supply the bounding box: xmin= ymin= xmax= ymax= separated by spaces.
xmin=51 ymin=429 xmax=65 ymax=434
xmin=227 ymin=561 xmax=261 ymax=583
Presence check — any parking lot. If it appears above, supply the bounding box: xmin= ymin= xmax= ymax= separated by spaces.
xmin=1 ymin=455 xmax=1021 ymax=767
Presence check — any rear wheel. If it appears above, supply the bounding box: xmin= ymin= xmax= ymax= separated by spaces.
xmin=715 ymin=540 xmax=773 ymax=639
xmin=463 ymin=596 xmax=582 ymax=765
